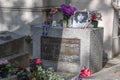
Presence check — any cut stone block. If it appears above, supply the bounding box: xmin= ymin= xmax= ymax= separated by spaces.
xmin=32 ymin=27 xmax=103 ymax=75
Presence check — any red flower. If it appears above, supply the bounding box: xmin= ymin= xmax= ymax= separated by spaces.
xmin=80 ymin=67 xmax=92 ymax=77
xmin=91 ymin=14 xmax=97 ymax=20
xmin=19 ymin=66 xmax=25 ymax=70
xmin=35 ymin=59 xmax=41 ymax=65
xmin=50 ymin=8 xmax=58 ymax=14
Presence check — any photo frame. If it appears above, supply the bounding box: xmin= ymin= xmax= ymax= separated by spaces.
xmin=71 ymin=10 xmax=91 ymax=28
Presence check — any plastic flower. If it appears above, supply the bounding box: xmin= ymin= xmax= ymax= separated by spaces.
xmin=80 ymin=67 xmax=92 ymax=77
xmin=90 ymin=11 xmax=102 ymax=21
xmin=60 ymin=4 xmax=77 ymax=20
xmin=50 ymin=8 xmax=58 ymax=14
xmin=35 ymin=59 xmax=41 ymax=65
xmin=91 ymin=14 xmax=97 ymax=20
xmin=60 ymin=4 xmax=77 ymax=16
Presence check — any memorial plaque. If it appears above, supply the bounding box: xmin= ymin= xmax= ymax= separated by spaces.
xmin=41 ymin=36 xmax=80 ymax=63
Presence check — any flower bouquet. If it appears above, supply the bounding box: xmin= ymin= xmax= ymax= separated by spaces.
xmin=89 ymin=11 xmax=102 ymax=28
xmin=60 ymin=4 xmax=77 ymax=27
xmin=74 ymin=67 xmax=92 ymax=80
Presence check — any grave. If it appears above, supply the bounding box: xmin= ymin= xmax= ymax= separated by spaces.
xmin=41 ymin=36 xmax=80 ymax=73
xmin=32 ymin=26 xmax=103 ymax=79
xmin=0 ymin=31 xmax=29 ymax=67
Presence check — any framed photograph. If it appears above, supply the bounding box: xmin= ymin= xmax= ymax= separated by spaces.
xmin=72 ymin=10 xmax=91 ymax=28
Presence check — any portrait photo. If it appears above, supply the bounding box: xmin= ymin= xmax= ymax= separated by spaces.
xmin=72 ymin=11 xmax=91 ymax=28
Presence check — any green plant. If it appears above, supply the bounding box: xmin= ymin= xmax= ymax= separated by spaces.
xmin=0 ymin=59 xmax=10 ymax=78
xmin=24 ymin=35 xmax=32 ymax=43
xmin=16 ymin=68 xmax=29 ymax=80
xmin=31 ymin=66 xmax=47 ymax=80
xmin=30 ymin=58 xmax=64 ymax=80
xmin=46 ymin=68 xmax=64 ymax=80
xmin=4 ymin=76 xmax=12 ymax=80
xmin=31 ymin=66 xmax=64 ymax=80
xmin=8 ymin=61 xmax=19 ymax=75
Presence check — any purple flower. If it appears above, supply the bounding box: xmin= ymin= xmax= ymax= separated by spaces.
xmin=60 ymin=4 xmax=77 ymax=16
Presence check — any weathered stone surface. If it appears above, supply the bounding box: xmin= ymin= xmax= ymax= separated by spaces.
xmin=0 ymin=31 xmax=24 ymax=58
xmin=0 ymin=31 xmax=30 ymax=67
xmin=41 ymin=36 xmax=80 ymax=74
xmin=41 ymin=36 xmax=80 ymax=62
xmin=9 ymin=53 xmax=30 ymax=67
xmin=32 ymin=27 xmax=103 ymax=74
xmin=42 ymin=60 xmax=80 ymax=74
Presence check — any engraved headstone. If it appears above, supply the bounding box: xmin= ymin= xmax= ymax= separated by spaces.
xmin=41 ymin=36 xmax=80 ymax=74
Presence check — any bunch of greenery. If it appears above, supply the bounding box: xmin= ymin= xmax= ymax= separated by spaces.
xmin=24 ymin=35 xmax=32 ymax=43
xmin=0 ymin=64 xmax=9 ymax=78
xmin=30 ymin=58 xmax=64 ymax=80
xmin=16 ymin=66 xmax=29 ymax=80
xmin=0 ymin=59 xmax=11 ymax=78
xmin=0 ymin=60 xmax=27 ymax=79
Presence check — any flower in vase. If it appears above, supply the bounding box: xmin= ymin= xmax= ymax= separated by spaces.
xmin=49 ymin=8 xmax=58 ymax=27
xmin=89 ymin=11 xmax=102 ymax=28
xmin=60 ymin=4 xmax=77 ymax=20
xmin=90 ymin=11 xmax=102 ymax=21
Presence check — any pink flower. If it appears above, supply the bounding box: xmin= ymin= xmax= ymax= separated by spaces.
xmin=80 ymin=67 xmax=92 ymax=77
xmin=90 ymin=11 xmax=102 ymax=21
xmin=50 ymin=8 xmax=58 ymax=14
xmin=35 ymin=59 xmax=41 ymax=65
xmin=91 ymin=14 xmax=97 ymax=20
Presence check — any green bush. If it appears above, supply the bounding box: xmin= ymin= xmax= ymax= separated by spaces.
xmin=24 ymin=35 xmax=32 ymax=43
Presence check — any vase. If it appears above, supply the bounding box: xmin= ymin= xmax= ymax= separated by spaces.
xmin=52 ymin=20 xmax=57 ymax=27
xmin=63 ymin=20 xmax=68 ymax=28
xmin=91 ymin=20 xmax=98 ymax=28
xmin=52 ymin=14 xmax=57 ymax=27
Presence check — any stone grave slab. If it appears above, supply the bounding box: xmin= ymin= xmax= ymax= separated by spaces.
xmin=32 ymin=27 xmax=103 ymax=73
xmin=0 ymin=31 xmax=30 ymax=67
